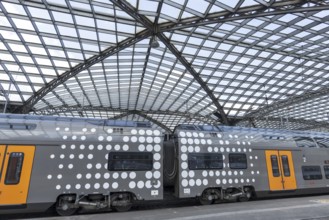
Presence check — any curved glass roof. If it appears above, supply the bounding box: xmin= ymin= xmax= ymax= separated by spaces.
xmin=1 ymin=0 xmax=329 ymax=132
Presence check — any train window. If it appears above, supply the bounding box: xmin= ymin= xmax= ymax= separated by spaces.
xmin=108 ymin=152 xmax=153 ymax=171
xmin=5 ymin=152 xmax=24 ymax=185
xmin=324 ymin=166 xmax=329 ymax=179
xmin=293 ymin=137 xmax=317 ymax=148
xmin=188 ymin=153 xmax=223 ymax=170
xmin=281 ymin=155 xmax=290 ymax=177
xmin=271 ymin=155 xmax=280 ymax=177
xmin=302 ymin=166 xmax=322 ymax=180
xmin=229 ymin=153 xmax=247 ymax=169
xmin=314 ymin=138 xmax=329 ymax=148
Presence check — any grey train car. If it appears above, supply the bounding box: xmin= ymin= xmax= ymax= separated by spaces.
xmin=2 ymin=114 xmax=329 ymax=216
xmin=0 ymin=114 xmax=163 ymax=215
xmin=165 ymin=124 xmax=329 ymax=204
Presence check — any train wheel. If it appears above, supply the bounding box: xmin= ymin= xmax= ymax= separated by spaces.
xmin=198 ymin=191 xmax=214 ymax=205
xmin=56 ymin=195 xmax=78 ymax=216
xmin=238 ymin=188 xmax=252 ymax=202
xmin=111 ymin=193 xmax=133 ymax=212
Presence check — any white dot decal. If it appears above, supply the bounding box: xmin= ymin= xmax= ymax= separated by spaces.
xmin=225 ymin=140 xmax=230 ymax=145
xmin=201 ymin=139 xmax=206 ymax=145
xmin=146 ymin=171 xmax=152 ymax=179
xmin=115 ymin=145 xmax=120 ymax=151
xmin=139 ymin=136 xmax=145 ymax=143
xmin=181 ymin=146 xmax=187 ymax=152
xmin=189 ymin=170 xmax=195 ymax=178
xmin=209 ymin=171 xmax=214 ymax=177
xmin=181 ymin=154 xmax=187 ymax=161
xmin=181 ymin=162 xmax=188 ymax=169
xmin=71 ymin=145 xmax=76 ymax=150
xmin=104 ymin=173 xmax=110 ymax=179
xmin=222 ymin=171 xmax=226 ymax=176
xmin=69 ymin=154 xmax=74 ymax=159
xmin=81 ymin=136 xmax=86 ymax=141
xmin=214 ymin=147 xmax=218 ymax=152
xmin=154 ymin=162 xmax=161 ymax=169
xmin=56 ymin=127 xmax=60 ymax=131
xmin=131 ymin=136 xmax=138 ymax=142
xmin=138 ymin=144 xmax=145 ymax=151
xmin=216 ymin=179 xmax=221 ymax=184
xmin=96 ymin=163 xmax=102 ymax=169
xmin=241 ymin=179 xmax=244 ymax=183
xmin=188 ymin=146 xmax=194 ymax=152
xmin=240 ymin=171 xmax=244 ymax=175
xmin=91 ymin=128 xmax=96 ymax=132
xmin=61 ymin=145 xmax=66 ymax=149
xmin=223 ymin=179 xmax=227 ymax=184
xmin=154 ymin=130 xmax=161 ymax=136
xmin=107 ymin=128 xmax=113 ymax=134
xmin=180 ymin=131 xmax=186 ymax=137
xmin=137 ymin=181 xmax=144 ymax=189
xmin=219 ymin=140 xmax=224 ymax=145
xmin=154 ymin=144 xmax=161 ymax=152
xmin=95 ymin=173 xmax=101 ymax=179
xmin=154 ymin=171 xmax=161 ymax=179
xmin=207 ymin=139 xmax=212 ymax=145
xmin=235 ymin=179 xmax=239 ymax=184
xmin=68 ymin=164 xmax=73 ymax=169
xmin=121 ymin=172 xmax=128 ymax=179
xmin=199 ymin=133 xmax=204 ymax=137
xmin=182 ymin=170 xmax=188 ymax=178
xmin=85 ymin=184 xmax=91 ymax=189
xmin=186 ymin=132 xmax=192 ymax=137
xmin=112 ymin=182 xmax=118 ymax=189
xmin=146 ymin=137 xmax=153 ymax=143
xmin=56 ymin=185 xmax=61 ymax=190
xmin=181 ymin=138 xmax=187 ymax=144
xmin=50 ymin=154 xmax=55 ymax=159
xmin=75 ymin=184 xmax=81 ymax=190
xmin=207 ymin=147 xmax=213 ymax=152
xmin=202 ymin=171 xmax=208 ymax=177
xmin=251 ymin=163 xmax=254 ymax=167
xmin=129 ymin=181 xmax=136 ymax=189
xmin=217 ymin=133 xmax=222 ymax=138
xmin=189 ymin=179 xmax=195 ymax=187
xmin=196 ymin=179 xmax=202 ymax=186
xmin=94 ymin=183 xmax=100 ymax=189
xmin=131 ymin=129 xmax=137 ymax=135
xmin=86 ymin=173 xmax=92 ymax=179
xmin=216 ymin=171 xmax=220 ymax=176
xmin=47 ymin=175 xmax=52 ymax=179
xmin=76 ymin=174 xmax=82 ymax=179
xmin=228 ymin=171 xmax=232 ymax=176
xmin=123 ymin=145 xmax=129 ymax=151
xmin=234 ymin=171 xmax=238 ymax=175
xmin=106 ymin=144 xmax=112 ymax=151
xmin=182 ymin=179 xmax=188 ymax=187
xmin=195 ymin=146 xmax=200 ymax=152
xmin=146 ymin=145 xmax=153 ymax=152
xmin=252 ymin=178 xmax=255 ymax=183
xmin=63 ymin=135 xmax=67 ymax=140
xmin=89 ymin=145 xmax=94 ymax=150
xmin=194 ymin=139 xmax=200 ymax=145
xmin=107 ymin=136 xmax=112 ymax=142
xmin=130 ymin=172 xmax=136 ymax=179
xmin=243 ymin=148 xmax=247 ymax=152
xmin=123 ymin=136 xmax=129 ymax=142
xmin=139 ymin=130 xmax=145 ymax=135
xmin=103 ymin=183 xmax=109 ymax=189
xmin=255 ymin=156 xmax=258 ymax=160
xmin=88 ymin=154 xmax=93 ymax=159
xmin=226 ymin=147 xmax=230 ymax=152
xmin=65 ymin=127 xmax=69 ymax=131
xmin=66 ymin=184 xmax=71 ymax=190
xmin=57 ymin=174 xmax=62 ymax=179
xmin=229 ymin=179 xmax=233 ymax=184
xmin=145 ymin=180 xmax=152 ymax=189
xmin=146 ymin=130 xmax=153 ymax=135
xmin=188 ymin=138 xmax=193 ymax=145
xmin=220 ymin=147 xmax=224 ymax=152
xmin=80 ymin=145 xmax=85 ymax=150
xmin=87 ymin=164 xmax=92 ymax=169
xmin=59 ymin=164 xmax=63 ymax=169
xmin=72 ymin=135 xmax=77 ymax=140
xmin=154 ymin=137 xmax=161 ymax=143
xmin=203 ymin=179 xmax=208 ymax=186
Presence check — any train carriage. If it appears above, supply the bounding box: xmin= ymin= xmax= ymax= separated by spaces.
xmin=0 ymin=114 xmax=163 ymax=215
xmin=1 ymin=114 xmax=329 ymax=216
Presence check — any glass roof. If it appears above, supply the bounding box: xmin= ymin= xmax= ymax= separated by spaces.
xmin=1 ymin=0 xmax=329 ymax=132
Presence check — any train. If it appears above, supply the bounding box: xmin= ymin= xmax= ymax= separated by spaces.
xmin=1 ymin=114 xmax=329 ymax=216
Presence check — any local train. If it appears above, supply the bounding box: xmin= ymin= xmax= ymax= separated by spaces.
xmin=1 ymin=114 xmax=329 ymax=216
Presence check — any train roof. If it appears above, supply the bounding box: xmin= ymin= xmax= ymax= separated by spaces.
xmin=0 ymin=114 xmax=152 ymax=128
xmin=175 ymin=124 xmax=329 ymax=139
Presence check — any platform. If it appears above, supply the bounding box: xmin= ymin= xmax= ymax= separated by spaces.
xmin=5 ymin=194 xmax=329 ymax=220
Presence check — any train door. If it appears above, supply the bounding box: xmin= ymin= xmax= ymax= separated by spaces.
xmin=0 ymin=145 xmax=35 ymax=206
xmin=265 ymin=150 xmax=297 ymax=191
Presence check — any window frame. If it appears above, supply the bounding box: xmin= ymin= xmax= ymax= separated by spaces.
xmin=323 ymin=165 xmax=329 ymax=179
xmin=302 ymin=165 xmax=322 ymax=180
xmin=229 ymin=153 xmax=248 ymax=169
xmin=270 ymin=155 xmax=280 ymax=177
xmin=107 ymin=152 xmax=153 ymax=171
xmin=5 ymin=152 xmax=24 ymax=185
xmin=188 ymin=153 xmax=223 ymax=170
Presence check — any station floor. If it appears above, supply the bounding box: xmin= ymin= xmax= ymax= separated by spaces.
xmin=9 ymin=194 xmax=329 ymax=220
